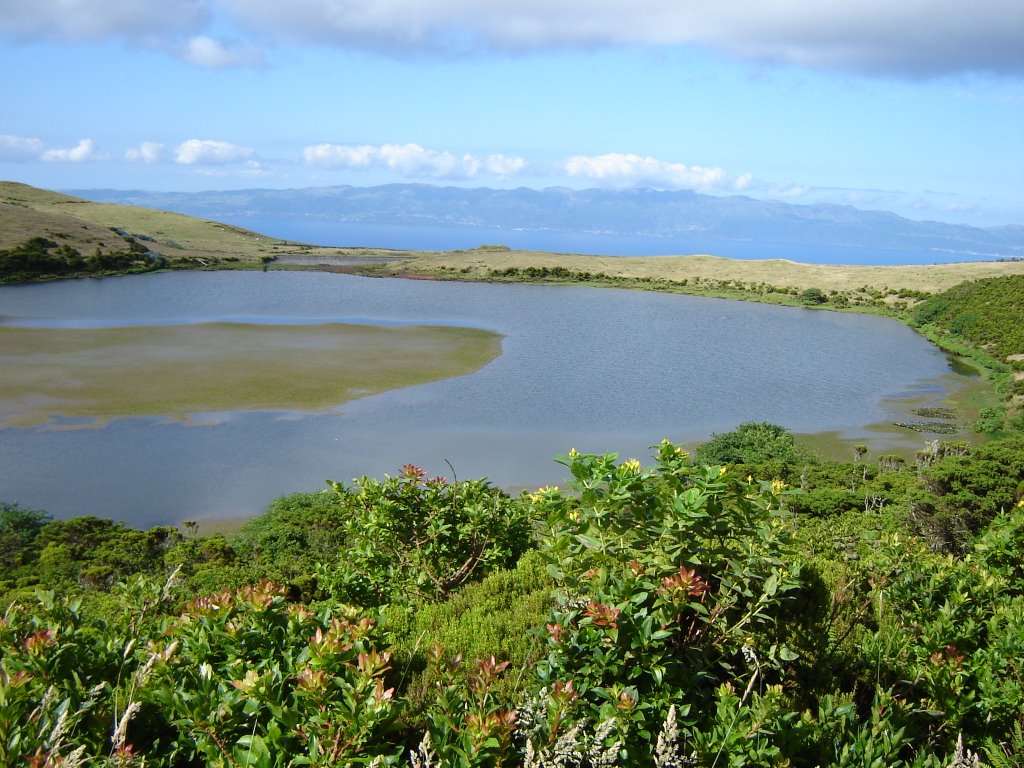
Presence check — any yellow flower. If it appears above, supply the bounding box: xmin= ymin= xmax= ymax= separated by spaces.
xmin=529 ymin=485 xmax=559 ymax=502
xmin=771 ymin=479 xmax=788 ymax=494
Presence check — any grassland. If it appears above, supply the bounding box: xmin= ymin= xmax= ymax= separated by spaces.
xmin=0 ymin=180 xmax=398 ymax=267
xmin=356 ymin=246 xmax=1024 ymax=296
xmin=0 ymin=322 xmax=501 ymax=427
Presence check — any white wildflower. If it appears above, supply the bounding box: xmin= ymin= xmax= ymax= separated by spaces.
xmin=586 ymin=717 xmax=620 ymax=768
xmin=409 ymin=730 xmax=436 ymax=768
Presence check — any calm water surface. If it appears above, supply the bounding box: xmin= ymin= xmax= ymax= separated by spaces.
xmin=222 ymin=216 xmax=981 ymax=265
xmin=0 ymin=271 xmax=965 ymax=527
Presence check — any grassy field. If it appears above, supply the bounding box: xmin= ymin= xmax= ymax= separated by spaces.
xmin=357 ymin=247 xmax=1024 ymax=295
xmin=0 ymin=322 xmax=501 ymax=427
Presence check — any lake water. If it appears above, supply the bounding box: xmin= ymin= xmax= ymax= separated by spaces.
xmin=0 ymin=271 xmax=967 ymax=527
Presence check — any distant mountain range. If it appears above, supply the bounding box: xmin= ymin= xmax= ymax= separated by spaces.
xmin=69 ymin=185 xmax=1024 ymax=260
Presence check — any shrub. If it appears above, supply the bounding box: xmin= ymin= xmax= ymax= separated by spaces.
xmin=526 ymin=443 xmax=803 ymax=764
xmin=320 ymin=465 xmax=534 ymax=606
xmin=148 ymin=582 xmax=402 ymax=767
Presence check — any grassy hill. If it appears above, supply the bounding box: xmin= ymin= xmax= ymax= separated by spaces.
xmin=910 ymin=275 xmax=1024 ymax=414
xmin=912 ymin=275 xmax=1024 ymax=362
xmin=0 ymin=181 xmax=367 ymax=273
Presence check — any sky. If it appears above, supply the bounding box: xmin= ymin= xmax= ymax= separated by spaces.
xmin=1 ymin=0 xmax=1022 ymax=227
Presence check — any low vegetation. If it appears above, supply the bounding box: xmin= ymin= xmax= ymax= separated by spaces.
xmin=909 ymin=275 xmax=1024 ymax=412
xmin=356 ymin=248 xmax=1024 ymax=304
xmin=3 ymin=428 xmax=1024 ymax=766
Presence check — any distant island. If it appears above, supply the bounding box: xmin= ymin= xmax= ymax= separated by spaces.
xmin=68 ymin=182 xmax=1024 ymax=262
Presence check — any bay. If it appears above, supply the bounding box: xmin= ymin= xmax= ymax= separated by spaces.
xmin=220 ymin=215 xmax=992 ymax=266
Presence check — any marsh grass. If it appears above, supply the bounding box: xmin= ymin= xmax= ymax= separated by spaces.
xmin=0 ymin=322 xmax=501 ymax=427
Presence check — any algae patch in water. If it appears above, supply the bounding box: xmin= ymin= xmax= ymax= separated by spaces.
xmin=0 ymin=322 xmax=502 ymax=428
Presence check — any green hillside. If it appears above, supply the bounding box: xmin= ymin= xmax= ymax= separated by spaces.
xmin=910 ymin=275 xmax=1024 ymax=424
xmin=911 ymin=275 xmax=1024 ymax=362
xmin=0 ymin=181 xmax=358 ymax=280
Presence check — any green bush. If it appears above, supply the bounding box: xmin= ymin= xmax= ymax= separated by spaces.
xmin=320 ymin=466 xmax=534 ymax=606
xmin=382 ymin=550 xmax=552 ymax=731
xmin=147 ymin=582 xmax=402 ymax=767
xmin=696 ymin=421 xmax=817 ymax=480
xmin=526 ymin=443 xmax=803 ymax=764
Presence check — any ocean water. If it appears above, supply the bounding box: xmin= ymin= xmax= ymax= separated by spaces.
xmin=220 ymin=216 xmax=1009 ymax=266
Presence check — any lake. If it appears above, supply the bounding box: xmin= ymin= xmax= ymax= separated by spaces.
xmin=0 ymin=270 xmax=971 ymax=528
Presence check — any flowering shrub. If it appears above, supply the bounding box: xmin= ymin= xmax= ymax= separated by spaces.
xmin=147 ymin=581 xmax=402 ymax=767
xmin=0 ymin=574 xmax=178 ymax=767
xmin=528 ymin=442 xmax=803 ymax=764
xmin=323 ymin=466 xmax=533 ymax=606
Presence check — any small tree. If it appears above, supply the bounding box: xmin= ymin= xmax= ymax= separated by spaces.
xmin=801 ymin=287 xmax=827 ymax=304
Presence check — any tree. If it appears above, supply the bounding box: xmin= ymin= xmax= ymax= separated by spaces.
xmin=801 ymin=287 xmax=827 ymax=304
xmin=0 ymin=502 xmax=51 ymax=581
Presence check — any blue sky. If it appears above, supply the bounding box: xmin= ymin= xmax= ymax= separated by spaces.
xmin=1 ymin=0 xmax=1022 ymax=227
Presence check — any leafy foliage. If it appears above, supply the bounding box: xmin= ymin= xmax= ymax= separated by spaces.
xmin=911 ymin=275 xmax=1024 ymax=363
xmin=149 ymin=582 xmax=402 ymax=767
xmin=0 ymin=234 xmax=166 ymax=282
xmin=321 ymin=466 xmax=533 ymax=606
xmin=526 ymin=444 xmax=803 ymax=764
xmin=0 ymin=502 xmax=51 ymax=592
xmin=3 ymin=438 xmax=1024 ymax=765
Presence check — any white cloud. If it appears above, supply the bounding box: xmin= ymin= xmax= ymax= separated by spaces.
xmin=0 ymin=0 xmax=206 ymax=43
xmin=221 ymin=0 xmax=1024 ymax=77
xmin=771 ymin=183 xmax=811 ymax=199
xmin=303 ymin=142 xmax=526 ymax=180
xmin=41 ymin=139 xmax=99 ymax=163
xmin=175 ymin=139 xmax=254 ymax=165
xmin=486 ymin=154 xmax=527 ymax=176
xmin=304 ymin=144 xmax=376 ymax=169
xmin=125 ymin=141 xmax=164 ymax=164
xmin=0 ymin=134 xmax=45 ymax=161
xmin=377 ymin=144 xmax=477 ymax=178
xmin=560 ymin=153 xmax=746 ymax=193
xmin=0 ymin=1 xmax=264 ymax=69
xmin=182 ymin=35 xmax=262 ymax=68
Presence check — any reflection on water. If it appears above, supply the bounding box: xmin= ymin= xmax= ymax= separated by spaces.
xmin=0 ymin=271 xmax=974 ymax=527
